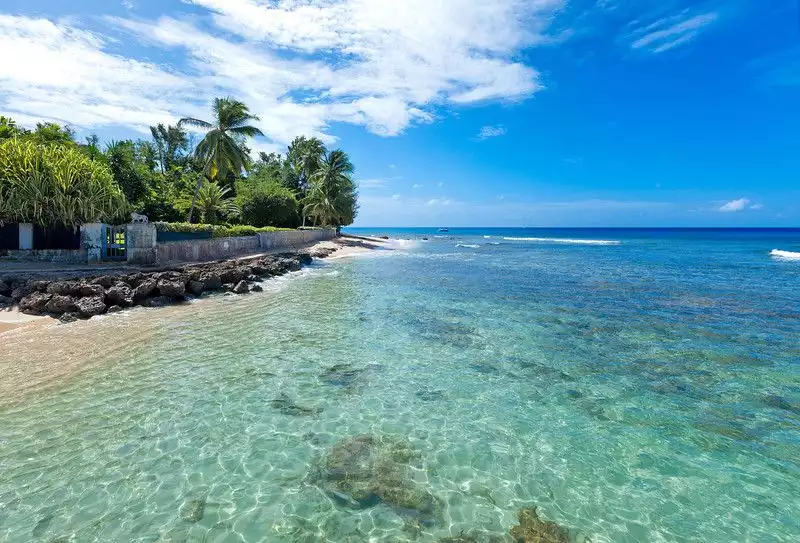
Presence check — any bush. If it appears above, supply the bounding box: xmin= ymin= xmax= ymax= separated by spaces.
xmin=236 ymin=179 xmax=300 ymax=228
xmin=153 ymin=222 xmax=292 ymax=239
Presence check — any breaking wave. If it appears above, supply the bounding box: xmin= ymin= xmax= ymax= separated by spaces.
xmin=770 ymin=249 xmax=800 ymax=260
xmin=456 ymin=243 xmax=480 ymax=248
xmin=502 ymin=237 xmax=621 ymax=246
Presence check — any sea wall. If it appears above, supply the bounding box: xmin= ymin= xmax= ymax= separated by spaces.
xmin=4 ymin=249 xmax=88 ymax=264
xmin=257 ymin=229 xmax=336 ymax=251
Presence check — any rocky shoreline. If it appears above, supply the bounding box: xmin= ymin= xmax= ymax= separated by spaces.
xmin=0 ymin=245 xmax=340 ymax=323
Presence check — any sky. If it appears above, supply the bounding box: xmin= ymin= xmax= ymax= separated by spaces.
xmin=0 ymin=0 xmax=798 ymax=227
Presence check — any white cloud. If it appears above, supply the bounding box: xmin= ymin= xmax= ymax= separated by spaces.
xmin=412 ymin=183 xmax=423 ymax=189
xmin=630 ymin=12 xmax=718 ymax=54
xmin=0 ymin=1 xmax=565 ymax=144
xmin=391 ymin=194 xmax=402 ymax=200
xmin=476 ymin=125 xmax=507 ymax=140
xmin=749 ymin=203 xmax=765 ymax=210
xmin=358 ymin=178 xmax=389 ymax=189
xmin=717 ymin=198 xmax=750 ymax=213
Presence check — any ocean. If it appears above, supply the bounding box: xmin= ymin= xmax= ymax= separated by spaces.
xmin=1 ymin=228 xmax=798 ymax=542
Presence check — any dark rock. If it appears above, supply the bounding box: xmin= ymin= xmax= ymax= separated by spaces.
xmin=179 ymin=497 xmax=206 ymax=523
xmin=321 ymin=364 xmax=363 ymax=388
xmin=30 ymin=280 xmax=50 ymax=292
xmin=315 ymin=435 xmax=441 ymax=525
xmin=0 ymin=294 xmax=12 ymax=307
xmin=92 ymin=276 xmax=116 ymax=288
xmin=132 ymin=278 xmax=157 ymax=302
xmin=105 ymin=284 xmax=133 ymax=306
xmin=232 ymin=280 xmax=249 ymax=294
xmin=270 ymin=393 xmax=321 ymax=416
xmin=284 ymin=258 xmax=302 ymax=272
xmin=45 ymin=295 xmax=78 ymax=315
xmin=201 ymin=273 xmax=222 ymax=291
xmin=186 ymin=280 xmax=205 ymax=296
xmin=145 ymin=296 xmax=174 ymax=308
xmin=11 ymin=285 xmax=32 ymax=302
xmin=59 ymin=312 xmax=80 ymax=324
xmin=18 ymin=292 xmax=52 ymax=313
xmin=246 ymin=274 xmax=263 ymax=283
xmin=106 ymin=305 xmax=123 ymax=313
xmin=509 ymin=507 xmax=571 ymax=543
xmin=80 ymin=283 xmax=105 ymax=297
xmin=250 ymin=265 xmax=268 ymax=276
xmin=220 ymin=267 xmax=246 ymax=284
xmin=250 ymin=284 xmax=263 ymax=293
xmin=76 ymin=296 xmax=106 ymax=317
xmin=157 ymin=278 xmax=186 ymax=298
xmin=297 ymin=253 xmax=313 ymax=265
xmin=0 ymin=280 xmax=10 ymax=295
xmin=46 ymin=281 xmax=81 ymax=296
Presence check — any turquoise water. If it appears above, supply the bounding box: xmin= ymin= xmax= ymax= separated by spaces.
xmin=1 ymin=228 xmax=799 ymax=542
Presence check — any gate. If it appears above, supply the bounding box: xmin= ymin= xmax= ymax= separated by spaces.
xmin=103 ymin=225 xmax=127 ymax=261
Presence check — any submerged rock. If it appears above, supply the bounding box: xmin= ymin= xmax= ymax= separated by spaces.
xmin=179 ymin=497 xmax=206 ymax=523
xmin=251 ymin=284 xmax=264 ymax=293
xmin=314 ymin=435 xmax=442 ymax=525
xmin=321 ymin=364 xmax=363 ymax=388
xmin=106 ymin=305 xmax=123 ymax=313
xmin=270 ymin=393 xmax=321 ymax=416
xmin=232 ymin=280 xmax=250 ymax=294
xmin=509 ymin=507 xmax=571 ymax=543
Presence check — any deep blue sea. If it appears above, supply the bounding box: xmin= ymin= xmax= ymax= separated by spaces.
xmin=1 ymin=228 xmax=798 ymax=542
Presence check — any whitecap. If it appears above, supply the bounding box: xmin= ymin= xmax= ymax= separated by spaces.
xmin=770 ymin=249 xmax=800 ymax=260
xmin=483 ymin=235 xmax=493 ymax=239
xmin=456 ymin=243 xmax=480 ymax=248
xmin=502 ymin=237 xmax=620 ymax=246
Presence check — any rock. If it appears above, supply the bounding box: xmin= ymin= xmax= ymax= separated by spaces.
xmin=92 ymin=276 xmax=116 ymax=288
xmin=106 ymin=305 xmax=123 ymax=313
xmin=200 ymin=273 xmax=222 ymax=291
xmin=284 ymin=258 xmax=302 ymax=272
xmin=30 ymin=280 xmax=50 ymax=292
xmin=105 ymin=284 xmax=133 ymax=306
xmin=270 ymin=393 xmax=321 ymax=416
xmin=46 ymin=281 xmax=81 ymax=296
xmin=246 ymin=274 xmax=263 ymax=283
xmin=321 ymin=364 xmax=364 ymax=388
xmin=79 ymin=283 xmax=105 ymax=297
xmin=18 ymin=292 xmax=52 ymax=313
xmin=0 ymin=294 xmax=12 ymax=307
xmin=76 ymin=296 xmax=106 ymax=317
xmin=157 ymin=278 xmax=186 ymax=298
xmin=44 ymin=295 xmax=78 ymax=315
xmin=179 ymin=497 xmax=206 ymax=523
xmin=132 ymin=278 xmax=157 ymax=303
xmin=297 ymin=253 xmax=313 ymax=265
xmin=232 ymin=280 xmax=249 ymax=294
xmin=250 ymin=284 xmax=263 ymax=293
xmin=219 ymin=267 xmax=245 ymax=284
xmin=186 ymin=280 xmax=205 ymax=296
xmin=11 ymin=285 xmax=32 ymax=302
xmin=315 ymin=435 xmax=441 ymax=525
xmin=145 ymin=296 xmax=173 ymax=308
xmin=0 ymin=280 xmax=10 ymax=295
xmin=59 ymin=312 xmax=80 ymax=324
xmin=250 ymin=265 xmax=269 ymax=276
xmin=509 ymin=507 xmax=571 ymax=543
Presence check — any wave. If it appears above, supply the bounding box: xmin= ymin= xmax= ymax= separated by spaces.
xmin=502 ymin=237 xmax=621 ymax=246
xmin=483 ymin=235 xmax=493 ymax=239
xmin=770 ymin=249 xmax=800 ymax=260
xmin=456 ymin=243 xmax=480 ymax=248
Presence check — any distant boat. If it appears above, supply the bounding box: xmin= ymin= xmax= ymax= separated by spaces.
xmin=438 ymin=228 xmax=449 ymax=232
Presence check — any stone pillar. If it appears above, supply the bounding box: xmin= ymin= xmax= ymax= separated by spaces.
xmin=18 ymin=223 xmax=33 ymax=250
xmin=81 ymin=223 xmax=105 ymax=264
xmin=126 ymin=223 xmax=157 ymax=265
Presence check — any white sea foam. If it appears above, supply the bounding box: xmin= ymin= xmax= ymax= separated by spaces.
xmin=502 ymin=237 xmax=621 ymax=245
xmin=483 ymin=235 xmax=493 ymax=239
xmin=770 ymin=249 xmax=800 ymax=260
xmin=456 ymin=243 xmax=480 ymax=248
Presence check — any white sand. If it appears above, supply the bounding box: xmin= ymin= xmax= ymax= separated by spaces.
xmin=0 ymin=308 xmax=52 ymax=335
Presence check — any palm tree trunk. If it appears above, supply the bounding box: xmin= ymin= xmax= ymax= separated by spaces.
xmin=187 ymin=155 xmax=214 ymax=223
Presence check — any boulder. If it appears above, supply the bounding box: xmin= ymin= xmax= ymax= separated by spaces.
xmin=186 ymin=281 xmax=205 ymax=296
xmin=200 ymin=273 xmax=222 ymax=291
xmin=297 ymin=253 xmax=313 ymax=266
xmin=132 ymin=278 xmax=157 ymax=302
xmin=30 ymin=280 xmax=50 ymax=292
xmin=105 ymin=284 xmax=133 ymax=306
xmin=44 ymin=295 xmax=78 ymax=315
xmin=92 ymin=276 xmax=116 ymax=288
xmin=0 ymin=280 xmax=10 ymax=295
xmin=47 ymin=281 xmax=81 ymax=296
xmin=232 ymin=280 xmax=250 ymax=294
xmin=220 ymin=267 xmax=246 ymax=284
xmin=11 ymin=285 xmax=33 ymax=302
xmin=106 ymin=305 xmax=123 ymax=314
xmin=80 ymin=283 xmax=105 ymax=297
xmin=250 ymin=284 xmax=263 ymax=293
xmin=145 ymin=296 xmax=173 ymax=308
xmin=0 ymin=294 xmax=12 ymax=307
xmin=250 ymin=265 xmax=269 ymax=276
xmin=157 ymin=278 xmax=186 ymax=298
xmin=18 ymin=292 xmax=51 ymax=313
xmin=59 ymin=312 xmax=80 ymax=324
xmin=76 ymin=296 xmax=106 ymax=317
xmin=247 ymin=274 xmax=263 ymax=283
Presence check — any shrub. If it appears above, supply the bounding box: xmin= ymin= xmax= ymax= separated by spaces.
xmin=0 ymin=138 xmax=128 ymax=227
xmin=236 ymin=179 xmax=300 ymax=228
xmin=153 ymin=222 xmax=292 ymax=238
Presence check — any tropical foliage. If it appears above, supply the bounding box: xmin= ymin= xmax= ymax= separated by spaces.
xmin=0 ymin=96 xmax=359 ymax=231
xmin=0 ymin=138 xmax=127 ymax=227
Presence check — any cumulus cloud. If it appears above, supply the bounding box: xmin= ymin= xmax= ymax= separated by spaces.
xmin=476 ymin=125 xmax=507 ymax=140
xmin=716 ymin=198 xmax=751 ymax=212
xmin=630 ymin=11 xmax=718 ymax=54
xmin=0 ymin=0 xmax=564 ymax=144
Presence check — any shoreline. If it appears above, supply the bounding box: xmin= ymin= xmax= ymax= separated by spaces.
xmin=0 ymin=235 xmax=393 ymax=336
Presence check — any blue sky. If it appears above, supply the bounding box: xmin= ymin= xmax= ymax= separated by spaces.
xmin=1 ymin=0 xmax=798 ymax=226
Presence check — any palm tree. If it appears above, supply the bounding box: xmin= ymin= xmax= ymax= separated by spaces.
xmin=304 ymin=150 xmax=358 ymax=229
xmin=150 ymin=123 xmax=189 ymax=175
xmin=179 ymin=97 xmax=264 ymax=223
xmin=195 ymin=182 xmax=239 ymax=224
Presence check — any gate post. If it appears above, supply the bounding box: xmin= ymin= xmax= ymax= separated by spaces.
xmin=126 ymin=223 xmax=157 ymax=265
xmin=81 ymin=223 xmax=105 ymax=264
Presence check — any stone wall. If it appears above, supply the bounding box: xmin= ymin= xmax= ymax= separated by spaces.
xmin=4 ymin=249 xmax=88 ymax=263
xmin=127 ymin=223 xmax=158 ymax=265
xmin=258 ymin=229 xmax=336 ymax=251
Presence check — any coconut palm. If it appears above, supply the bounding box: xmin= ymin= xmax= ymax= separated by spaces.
xmin=288 ymin=136 xmax=326 ymax=195
xmin=304 ymin=149 xmax=358 ymax=229
xmin=195 ymin=182 xmax=240 ymax=224
xmin=179 ymin=97 xmax=264 ymax=222
xmin=150 ymin=123 xmax=189 ymax=175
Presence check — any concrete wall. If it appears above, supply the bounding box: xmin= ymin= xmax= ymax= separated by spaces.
xmin=18 ymin=223 xmax=33 ymax=250
xmin=154 ymin=229 xmax=336 ymax=264
xmin=127 ymin=223 xmax=157 ymax=265
xmin=81 ymin=223 xmax=104 ymax=264
xmin=5 ymin=249 xmax=88 ymax=263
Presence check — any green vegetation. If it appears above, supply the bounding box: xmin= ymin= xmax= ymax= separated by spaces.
xmin=153 ymin=222 xmax=291 ymax=238
xmin=0 ymin=97 xmax=359 ymax=233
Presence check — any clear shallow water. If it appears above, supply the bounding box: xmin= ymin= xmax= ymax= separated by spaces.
xmin=1 ymin=228 xmax=799 ymax=542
